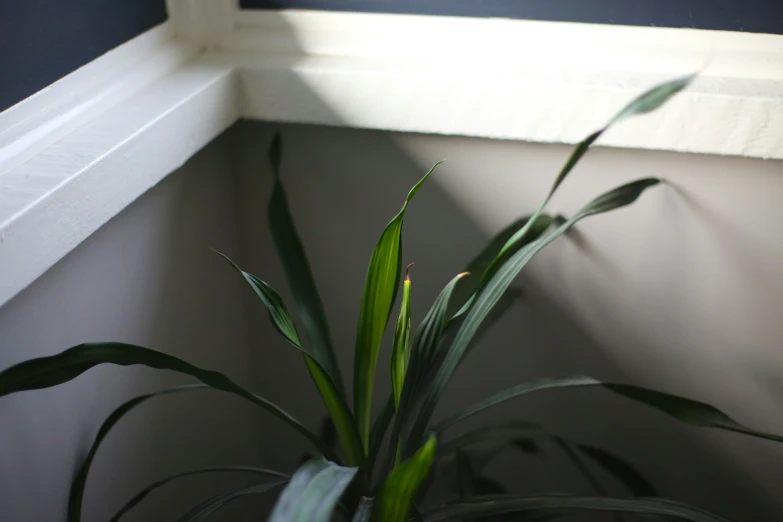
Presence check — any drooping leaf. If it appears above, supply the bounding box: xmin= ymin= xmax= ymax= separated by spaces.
xmin=391 ymin=266 xmax=413 ymax=411
xmin=110 ymin=466 xmax=287 ymax=521
xmin=407 ymin=179 xmax=663 ymax=450
xmin=433 ymin=375 xmax=783 ymax=446
xmin=578 ymin=445 xmax=658 ymax=497
xmin=178 ymin=479 xmax=287 ymax=522
xmin=267 ymin=132 xmax=345 ymax=396
xmin=424 ymin=495 xmax=730 ymax=522
xmin=354 ymin=161 xmax=445 ymax=449
xmin=0 ymin=343 xmax=336 ymax=460
xmin=70 ymin=384 xmax=210 ymax=522
xmin=268 ymin=458 xmax=358 ymax=522
xmin=214 ymin=251 xmax=364 ymax=466
xmin=353 ymin=498 xmax=375 ymax=522
xmin=494 ymin=75 xmax=694 ymax=264
xmin=372 ymin=434 xmax=437 ymax=522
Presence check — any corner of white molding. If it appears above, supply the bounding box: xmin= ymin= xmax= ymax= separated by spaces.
xmin=166 ymin=0 xmax=238 ymax=47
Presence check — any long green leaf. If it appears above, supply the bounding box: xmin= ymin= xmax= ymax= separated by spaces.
xmin=69 ymin=384 xmax=209 ymax=522
xmin=494 ymin=74 xmax=694 ymax=264
xmin=433 ymin=375 xmax=783 ymax=446
xmin=179 ymin=479 xmax=287 ymax=522
xmin=0 ymin=343 xmax=336 ymax=460
xmin=391 ymin=266 xmax=413 ymax=411
xmin=372 ymin=434 xmax=437 ymax=522
xmin=424 ymin=495 xmax=731 ymax=522
xmin=407 ymin=179 xmax=662 ymax=449
xmin=353 ymin=498 xmax=375 ymax=522
xmin=214 ymin=251 xmax=364 ymax=466
xmin=354 ymin=161 xmax=445 ymax=449
xmin=110 ymin=466 xmax=287 ymax=521
xmin=267 ymin=133 xmax=345 ymax=395
xmin=268 ymin=458 xmax=358 ymax=522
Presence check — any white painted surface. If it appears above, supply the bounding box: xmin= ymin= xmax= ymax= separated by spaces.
xmin=0 ymin=133 xmax=268 ymax=522
xmin=166 ymin=0 xmax=237 ymax=46
xmin=234 ymin=121 xmax=783 ymax=521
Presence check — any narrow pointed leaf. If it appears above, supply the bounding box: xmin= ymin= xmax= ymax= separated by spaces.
xmin=269 ymin=458 xmax=358 ymax=522
xmin=0 ymin=343 xmax=336 ymax=459
xmin=215 ymin=251 xmax=364 ymax=466
xmin=409 ymin=179 xmax=662 ymax=448
xmin=496 ymin=75 xmax=694 ymax=263
xmin=391 ymin=269 xmax=412 ymax=410
xmin=179 ymin=479 xmax=287 ymax=522
xmin=424 ymin=495 xmax=730 ymax=522
xmin=578 ymin=445 xmax=658 ymax=497
xmin=434 ymin=375 xmax=783 ymax=446
xmin=267 ymin=133 xmax=345 ymax=395
xmin=353 ymin=498 xmax=375 ymax=522
xmin=372 ymin=434 xmax=437 ymax=522
xmin=354 ymin=161 xmax=444 ymax=448
xmin=70 ymin=384 xmax=209 ymax=522
xmin=110 ymin=467 xmax=287 ymax=521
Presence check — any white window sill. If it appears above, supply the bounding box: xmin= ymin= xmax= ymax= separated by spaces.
xmin=0 ymin=1 xmax=781 ymax=308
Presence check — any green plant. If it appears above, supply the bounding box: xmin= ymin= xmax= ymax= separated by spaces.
xmin=1 ymin=74 xmax=780 ymax=522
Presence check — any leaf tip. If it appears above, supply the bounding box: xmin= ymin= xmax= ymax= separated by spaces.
xmin=405 ymin=262 xmax=415 ymax=281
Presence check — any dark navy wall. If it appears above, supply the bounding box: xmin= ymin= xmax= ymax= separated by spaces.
xmin=0 ymin=0 xmax=167 ymax=112
xmin=242 ymin=0 xmax=783 ymax=34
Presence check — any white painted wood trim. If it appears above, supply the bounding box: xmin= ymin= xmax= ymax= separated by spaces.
xmin=1 ymin=6 xmax=781 ymax=308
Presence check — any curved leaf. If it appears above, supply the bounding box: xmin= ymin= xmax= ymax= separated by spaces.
xmin=424 ymin=495 xmax=730 ymax=522
xmin=110 ymin=466 xmax=287 ymax=521
xmin=179 ymin=479 xmax=287 ymax=522
xmin=269 ymin=457 xmax=358 ymax=522
xmin=434 ymin=375 xmax=783 ymax=446
xmin=70 ymin=384 xmax=210 ymax=522
xmin=0 ymin=343 xmax=335 ymax=460
xmin=495 ymin=75 xmax=694 ymax=264
xmin=354 ymin=160 xmax=444 ymax=449
xmin=372 ymin=434 xmax=437 ymax=522
xmin=578 ymin=444 xmax=657 ymax=497
xmin=267 ymin=133 xmax=345 ymax=395
xmin=214 ymin=251 xmax=363 ymax=466
xmin=409 ymin=179 xmax=662 ymax=448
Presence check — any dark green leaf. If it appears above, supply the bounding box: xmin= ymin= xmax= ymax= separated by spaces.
xmin=408 ymin=179 xmax=662 ymax=449
xmin=267 ymin=133 xmax=345 ymax=396
xmin=70 ymin=384 xmax=209 ymax=522
xmin=320 ymin=416 xmax=337 ymax=450
xmin=438 ymin=421 xmax=543 ymax=459
xmin=269 ymin=458 xmax=358 ymax=522
xmin=0 ymin=343 xmax=336 ymax=460
xmin=424 ymin=495 xmax=730 ymax=522
xmin=579 ymin=445 xmax=658 ymax=497
xmin=214 ymin=251 xmax=364 ymax=466
xmin=368 ymin=395 xmax=395 ymax=479
xmin=372 ymin=434 xmax=437 ymax=522
xmin=434 ymin=375 xmax=783 ymax=446
xmin=354 ymin=161 xmax=444 ymax=449
xmin=110 ymin=466 xmax=287 ymax=521
xmin=179 ymin=479 xmax=287 ymax=522
xmin=496 ymin=75 xmax=694 ymax=262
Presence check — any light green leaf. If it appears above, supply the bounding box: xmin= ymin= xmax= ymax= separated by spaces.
xmin=407 ymin=179 xmax=662 ymax=450
xmin=352 ymin=498 xmax=375 ymax=522
xmin=354 ymin=161 xmax=444 ymax=449
xmin=70 ymin=384 xmax=210 ymax=522
xmin=423 ymin=495 xmax=731 ymax=522
xmin=372 ymin=434 xmax=437 ymax=522
xmin=214 ymin=250 xmax=364 ymax=466
xmin=179 ymin=479 xmax=287 ymax=522
xmin=495 ymin=75 xmax=694 ymax=264
xmin=434 ymin=375 xmax=783 ymax=446
xmin=110 ymin=466 xmax=287 ymax=521
xmin=391 ymin=266 xmax=413 ymax=411
xmin=0 ymin=343 xmax=335 ymax=460
xmin=267 ymin=132 xmax=345 ymax=395
xmin=269 ymin=458 xmax=358 ymax=522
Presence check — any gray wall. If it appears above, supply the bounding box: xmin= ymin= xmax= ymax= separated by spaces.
xmin=0 ymin=131 xmax=268 ymax=522
xmin=235 ymin=121 xmax=783 ymax=521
